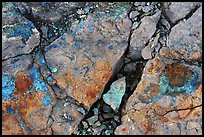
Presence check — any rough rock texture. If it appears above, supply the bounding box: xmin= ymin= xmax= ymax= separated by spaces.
xmin=127 ymin=10 xmax=161 ymax=61
xmin=160 ymin=6 xmax=202 ymax=61
xmin=2 ymin=2 xmax=202 ymax=135
xmin=15 ymin=2 xmax=86 ymax=23
xmin=2 ymin=54 xmax=56 ymax=135
xmin=44 ymin=3 xmax=131 ymax=108
xmin=115 ymin=55 xmax=202 ymax=135
xmin=115 ymin=4 xmax=202 ymax=135
xmin=162 ymin=2 xmax=201 ymax=24
xmin=2 ymin=2 xmax=40 ymax=60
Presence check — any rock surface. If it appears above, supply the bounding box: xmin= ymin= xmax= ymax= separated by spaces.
xmin=115 ymin=55 xmax=202 ymax=135
xmin=2 ymin=2 xmax=202 ymax=135
xmin=161 ymin=5 xmax=202 ymax=61
xmin=2 ymin=2 xmax=40 ymax=60
xmin=127 ymin=10 xmax=161 ymax=61
xmin=162 ymin=2 xmax=201 ymax=24
xmin=44 ymin=2 xmax=131 ymax=108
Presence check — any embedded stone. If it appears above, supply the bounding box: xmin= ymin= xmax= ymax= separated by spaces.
xmin=102 ymin=77 xmax=126 ymax=111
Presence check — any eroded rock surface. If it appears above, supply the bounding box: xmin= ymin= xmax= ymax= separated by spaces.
xmin=2 ymin=2 xmax=40 ymax=60
xmin=44 ymin=2 xmax=131 ymax=108
xmin=2 ymin=2 xmax=202 ymax=135
xmin=115 ymin=55 xmax=202 ymax=135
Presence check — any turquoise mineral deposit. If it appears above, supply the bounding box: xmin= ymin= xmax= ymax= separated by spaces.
xmin=102 ymin=77 xmax=126 ymax=111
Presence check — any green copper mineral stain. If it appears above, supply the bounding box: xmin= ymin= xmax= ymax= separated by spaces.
xmin=103 ymin=77 xmax=126 ymax=111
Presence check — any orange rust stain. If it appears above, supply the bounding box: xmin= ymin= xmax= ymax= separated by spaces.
xmin=2 ymin=114 xmax=25 ymax=135
xmin=148 ymin=85 xmax=159 ymax=98
xmin=14 ymin=72 xmax=33 ymax=97
xmin=188 ymin=108 xmax=202 ymax=118
xmin=120 ymin=127 xmax=126 ymax=133
xmin=147 ymin=59 xmax=160 ymax=73
xmin=190 ymin=52 xmax=201 ymax=59
xmin=164 ymin=64 xmax=192 ymax=87
xmin=172 ymin=116 xmax=182 ymax=122
xmin=157 ymin=115 xmax=169 ymax=123
xmin=13 ymin=92 xmax=41 ymax=124
xmin=56 ymin=76 xmax=68 ymax=90
xmin=154 ymin=105 xmax=168 ymax=115
xmin=65 ymin=58 xmax=112 ymax=107
xmin=141 ymin=119 xmax=156 ymax=134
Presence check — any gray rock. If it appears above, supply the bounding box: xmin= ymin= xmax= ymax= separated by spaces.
xmin=124 ymin=62 xmax=137 ymax=73
xmin=166 ymin=5 xmax=202 ymax=61
xmin=102 ymin=113 xmax=114 ymax=119
xmin=82 ymin=121 xmax=89 ymax=129
xmin=87 ymin=115 xmax=98 ymax=126
xmin=127 ymin=10 xmax=161 ymax=61
xmin=141 ymin=46 xmax=153 ymax=60
xmin=103 ymin=103 xmax=113 ymax=113
xmin=129 ymin=11 xmax=140 ymax=19
xmin=163 ymin=2 xmax=201 ymax=24
xmin=92 ymin=121 xmax=101 ymax=128
xmin=142 ymin=6 xmax=152 ymax=12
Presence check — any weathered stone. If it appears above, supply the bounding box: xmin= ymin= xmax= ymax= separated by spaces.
xmin=129 ymin=11 xmax=140 ymax=19
xmin=127 ymin=10 xmax=161 ymax=61
xmin=102 ymin=77 xmax=126 ymax=111
xmin=161 ymin=6 xmax=202 ymax=61
xmin=2 ymin=53 xmax=57 ymax=135
xmin=51 ymin=100 xmax=84 ymax=135
xmin=141 ymin=46 xmax=153 ymax=60
xmin=2 ymin=2 xmax=40 ymax=60
xmin=115 ymin=55 xmax=202 ymax=135
xmin=163 ymin=2 xmax=201 ymax=24
xmin=87 ymin=115 xmax=98 ymax=126
xmin=45 ymin=3 xmax=131 ymax=109
xmin=15 ymin=2 xmax=86 ymax=23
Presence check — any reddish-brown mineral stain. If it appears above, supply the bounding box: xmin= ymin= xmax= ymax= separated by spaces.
xmin=65 ymin=58 xmax=112 ymax=106
xmin=141 ymin=119 xmax=156 ymax=134
xmin=164 ymin=64 xmax=192 ymax=87
xmin=120 ymin=127 xmax=126 ymax=133
xmin=2 ymin=113 xmax=25 ymax=135
xmin=14 ymin=72 xmax=33 ymax=97
xmin=157 ymin=115 xmax=169 ymax=123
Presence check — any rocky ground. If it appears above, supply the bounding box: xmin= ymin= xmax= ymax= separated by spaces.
xmin=2 ymin=2 xmax=202 ymax=135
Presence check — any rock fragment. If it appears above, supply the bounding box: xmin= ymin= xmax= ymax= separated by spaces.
xmin=127 ymin=10 xmax=161 ymax=61
xmin=102 ymin=77 xmax=126 ymax=111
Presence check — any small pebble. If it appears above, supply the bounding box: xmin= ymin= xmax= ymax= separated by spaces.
xmin=103 ymin=103 xmax=113 ymax=113
xmin=102 ymin=113 xmax=114 ymax=119
xmin=82 ymin=121 xmax=89 ymax=129
xmin=129 ymin=11 xmax=140 ymax=19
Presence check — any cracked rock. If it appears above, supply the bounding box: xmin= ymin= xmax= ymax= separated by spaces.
xmin=2 ymin=2 xmax=40 ymax=60
xmin=51 ymin=100 xmax=84 ymax=135
xmin=44 ymin=3 xmax=131 ymax=109
xmin=162 ymin=2 xmax=201 ymax=24
xmin=2 ymin=53 xmax=56 ymax=135
xmin=115 ymin=55 xmax=202 ymax=135
xmin=161 ymin=5 xmax=202 ymax=61
xmin=127 ymin=10 xmax=161 ymax=61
